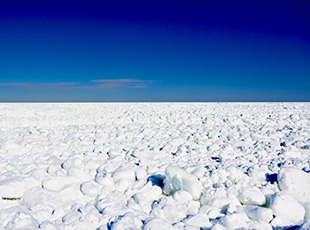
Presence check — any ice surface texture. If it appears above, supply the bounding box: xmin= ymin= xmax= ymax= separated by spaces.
xmin=0 ymin=103 xmax=310 ymax=229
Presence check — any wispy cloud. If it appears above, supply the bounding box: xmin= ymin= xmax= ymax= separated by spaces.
xmin=89 ymin=78 xmax=155 ymax=89
xmin=0 ymin=82 xmax=34 ymax=87
xmin=91 ymin=79 xmax=154 ymax=83
xmin=40 ymin=82 xmax=77 ymax=87
xmin=0 ymin=79 xmax=156 ymax=90
xmin=0 ymin=82 xmax=77 ymax=89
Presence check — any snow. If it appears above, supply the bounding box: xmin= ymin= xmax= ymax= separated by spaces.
xmin=277 ymin=167 xmax=310 ymax=203
xmin=0 ymin=102 xmax=310 ymax=229
xmin=218 ymin=213 xmax=249 ymax=229
xmin=243 ymin=206 xmax=273 ymax=222
xmin=0 ymin=176 xmax=41 ymax=198
xmin=237 ymin=187 xmax=266 ymax=205
xmin=269 ymin=192 xmax=305 ymax=227
xmin=143 ymin=218 xmax=174 ymax=230
xmin=183 ymin=212 xmax=212 ymax=228
xmin=163 ymin=165 xmax=203 ymax=200
xmin=80 ymin=181 xmax=101 ymax=197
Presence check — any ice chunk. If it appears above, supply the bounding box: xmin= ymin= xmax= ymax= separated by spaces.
xmin=189 ymin=165 xmax=206 ymax=179
xmin=227 ymin=167 xmax=249 ymax=183
xmin=61 ymin=207 xmax=83 ymax=224
xmin=6 ymin=211 xmax=39 ymax=230
xmin=61 ymin=157 xmax=84 ymax=170
xmin=163 ymin=165 xmax=203 ymax=200
xmin=134 ymin=167 xmax=147 ymax=180
xmin=114 ymin=179 xmax=133 ymax=193
xmin=248 ymin=222 xmax=272 ymax=230
xmin=0 ymin=176 xmax=41 ymax=198
xmin=247 ymin=167 xmax=268 ymax=183
xmin=21 ymin=187 xmax=62 ymax=213
xmin=282 ymin=149 xmax=302 ymax=158
xmin=172 ymin=190 xmax=193 ymax=202
xmin=38 ymin=221 xmax=58 ymax=230
xmin=277 ymin=167 xmax=310 ymax=203
xmin=243 ymin=206 xmax=273 ymax=222
xmin=151 ymin=195 xmax=199 ymax=222
xmin=152 ymin=204 xmax=187 ymax=222
xmin=172 ymin=191 xmax=200 ymax=215
xmin=143 ymin=218 xmax=174 ymax=230
xmin=218 ymin=213 xmax=249 ymax=229
xmin=201 ymin=195 xmax=240 ymax=212
xmin=304 ymin=202 xmax=310 ymax=219
xmin=183 ymin=212 xmax=212 ymax=228
xmin=136 ymin=181 xmax=162 ymax=202
xmin=95 ymin=172 xmax=114 ymax=189
xmin=66 ymin=167 xmax=90 ymax=181
xmin=269 ymin=192 xmax=305 ymax=227
xmin=237 ymin=187 xmax=266 ymax=205
xmin=109 ymin=212 xmax=143 ymax=230
xmin=58 ymin=184 xmax=85 ymax=205
xmin=80 ymin=181 xmax=101 ymax=197
xmin=132 ymin=193 xmax=152 ymax=213
xmin=132 ymin=182 xmax=163 ymax=213
xmin=112 ymin=168 xmax=136 ymax=182
xmin=42 ymin=176 xmax=79 ymax=191
xmin=210 ymin=224 xmax=226 ymax=230
xmin=95 ymin=190 xmax=127 ymax=213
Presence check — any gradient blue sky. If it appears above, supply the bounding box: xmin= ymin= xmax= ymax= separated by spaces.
xmin=0 ymin=0 xmax=309 ymax=101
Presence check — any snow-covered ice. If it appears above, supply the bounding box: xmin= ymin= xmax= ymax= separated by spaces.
xmin=0 ymin=103 xmax=310 ymax=229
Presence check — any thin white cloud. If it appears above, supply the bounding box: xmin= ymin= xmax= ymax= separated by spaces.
xmin=0 ymin=79 xmax=156 ymax=90
xmin=89 ymin=79 xmax=155 ymax=89
xmin=0 ymin=82 xmax=77 ymax=88
xmin=0 ymin=82 xmax=34 ymax=87
xmin=91 ymin=79 xmax=154 ymax=83
xmin=41 ymin=82 xmax=77 ymax=87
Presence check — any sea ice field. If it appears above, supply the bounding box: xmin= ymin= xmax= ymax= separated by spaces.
xmin=0 ymin=103 xmax=310 ymax=230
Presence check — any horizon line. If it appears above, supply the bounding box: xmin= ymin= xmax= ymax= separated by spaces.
xmin=0 ymin=101 xmax=309 ymax=103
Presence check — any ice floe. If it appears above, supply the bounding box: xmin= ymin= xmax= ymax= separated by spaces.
xmin=0 ymin=103 xmax=309 ymax=229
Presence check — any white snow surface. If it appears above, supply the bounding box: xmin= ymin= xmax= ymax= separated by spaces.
xmin=0 ymin=103 xmax=310 ymax=229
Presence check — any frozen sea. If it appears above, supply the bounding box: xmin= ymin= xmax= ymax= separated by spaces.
xmin=0 ymin=103 xmax=310 ymax=230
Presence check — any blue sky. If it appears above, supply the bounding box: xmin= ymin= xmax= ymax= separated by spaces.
xmin=0 ymin=0 xmax=309 ymax=101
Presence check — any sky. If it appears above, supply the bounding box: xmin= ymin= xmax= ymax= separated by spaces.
xmin=0 ymin=0 xmax=309 ymax=102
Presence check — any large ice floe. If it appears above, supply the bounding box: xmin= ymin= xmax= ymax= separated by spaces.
xmin=0 ymin=103 xmax=310 ymax=229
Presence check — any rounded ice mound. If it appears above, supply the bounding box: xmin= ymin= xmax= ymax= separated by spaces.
xmin=219 ymin=213 xmax=249 ymax=229
xmin=143 ymin=218 xmax=174 ymax=230
xmin=38 ymin=221 xmax=58 ymax=230
xmin=5 ymin=211 xmax=39 ymax=230
xmin=200 ymin=195 xmax=240 ymax=212
xmin=21 ymin=187 xmax=62 ymax=213
xmin=237 ymin=187 xmax=266 ymax=205
xmin=61 ymin=157 xmax=84 ymax=170
xmin=42 ymin=176 xmax=79 ymax=191
xmin=243 ymin=206 xmax=273 ymax=222
xmin=109 ymin=212 xmax=143 ymax=230
xmin=67 ymin=167 xmax=90 ymax=181
xmin=183 ymin=212 xmax=212 ymax=228
xmin=247 ymin=167 xmax=268 ymax=183
xmin=0 ymin=176 xmax=41 ymax=198
xmin=163 ymin=165 xmax=203 ymax=200
xmin=80 ymin=181 xmax=101 ymax=197
xmin=152 ymin=203 xmax=187 ymax=222
xmin=269 ymin=192 xmax=305 ymax=227
xmin=112 ymin=167 xmax=136 ymax=183
xmin=277 ymin=167 xmax=310 ymax=203
xmin=95 ymin=173 xmax=114 ymax=189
